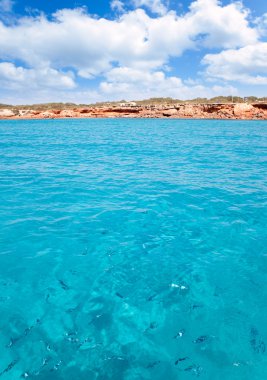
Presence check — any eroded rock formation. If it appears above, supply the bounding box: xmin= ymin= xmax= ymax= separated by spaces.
xmin=0 ymin=103 xmax=267 ymax=120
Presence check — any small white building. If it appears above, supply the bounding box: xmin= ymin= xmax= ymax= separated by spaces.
xmin=119 ymin=102 xmax=137 ymax=107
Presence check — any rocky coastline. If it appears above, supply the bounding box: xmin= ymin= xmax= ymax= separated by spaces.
xmin=0 ymin=103 xmax=267 ymax=120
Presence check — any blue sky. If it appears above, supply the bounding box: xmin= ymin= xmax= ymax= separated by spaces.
xmin=0 ymin=0 xmax=266 ymax=104
xmin=11 ymin=0 xmax=267 ymax=18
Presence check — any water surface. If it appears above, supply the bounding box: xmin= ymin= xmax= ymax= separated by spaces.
xmin=0 ymin=118 xmax=266 ymax=379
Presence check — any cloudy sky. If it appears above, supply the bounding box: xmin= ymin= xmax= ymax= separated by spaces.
xmin=0 ymin=0 xmax=266 ymax=104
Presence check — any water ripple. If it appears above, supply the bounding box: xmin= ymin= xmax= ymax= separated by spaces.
xmin=0 ymin=118 xmax=266 ymax=379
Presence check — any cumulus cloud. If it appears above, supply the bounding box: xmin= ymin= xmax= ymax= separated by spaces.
xmin=132 ymin=0 xmax=168 ymax=15
xmin=0 ymin=62 xmax=76 ymax=90
xmin=203 ymin=43 xmax=267 ymax=84
xmin=0 ymin=0 xmax=263 ymax=102
xmin=100 ymin=66 xmax=236 ymax=100
xmin=188 ymin=0 xmax=257 ymax=49
xmin=0 ymin=65 xmax=237 ymax=105
xmin=0 ymin=0 xmax=258 ymax=77
xmin=110 ymin=0 xmax=125 ymax=13
xmin=256 ymin=13 xmax=267 ymax=37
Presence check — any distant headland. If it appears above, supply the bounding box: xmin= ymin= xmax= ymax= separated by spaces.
xmin=1 ymin=97 xmax=267 ymax=120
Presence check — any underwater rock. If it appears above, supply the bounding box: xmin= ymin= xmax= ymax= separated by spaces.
xmin=193 ymin=335 xmax=209 ymax=344
xmin=7 ymin=319 xmax=41 ymax=348
xmin=175 ymin=357 xmax=203 ymax=376
xmin=0 ymin=360 xmax=18 ymax=377
xmin=146 ymin=360 xmax=160 ymax=369
xmin=58 ymin=279 xmax=70 ymax=290
xmin=250 ymin=327 xmax=266 ymax=354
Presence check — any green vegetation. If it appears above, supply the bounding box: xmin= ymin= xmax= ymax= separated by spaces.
xmin=135 ymin=96 xmax=267 ymax=104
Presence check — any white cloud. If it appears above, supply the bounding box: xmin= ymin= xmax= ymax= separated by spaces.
xmin=110 ymin=0 xmax=125 ymax=13
xmin=187 ymin=0 xmax=257 ymax=49
xmin=203 ymin=43 xmax=267 ymax=84
xmin=100 ymin=66 xmax=236 ymax=100
xmin=132 ymin=0 xmax=168 ymax=15
xmin=0 ymin=0 xmax=13 ymax=12
xmin=0 ymin=65 xmax=236 ymax=105
xmin=0 ymin=0 xmax=263 ymax=103
xmin=0 ymin=0 xmax=258 ymax=78
xmin=256 ymin=13 xmax=267 ymax=37
xmin=0 ymin=62 xmax=76 ymax=90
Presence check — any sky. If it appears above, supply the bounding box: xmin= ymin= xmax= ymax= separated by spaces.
xmin=0 ymin=0 xmax=266 ymax=104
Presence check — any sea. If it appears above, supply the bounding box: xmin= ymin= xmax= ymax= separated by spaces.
xmin=0 ymin=118 xmax=266 ymax=379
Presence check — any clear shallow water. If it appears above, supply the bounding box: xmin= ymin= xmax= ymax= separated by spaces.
xmin=0 ymin=118 xmax=266 ymax=379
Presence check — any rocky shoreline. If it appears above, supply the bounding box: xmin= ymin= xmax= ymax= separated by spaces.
xmin=1 ymin=103 xmax=267 ymax=120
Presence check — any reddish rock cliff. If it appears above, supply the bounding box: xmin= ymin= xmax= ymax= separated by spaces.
xmin=0 ymin=103 xmax=267 ymax=120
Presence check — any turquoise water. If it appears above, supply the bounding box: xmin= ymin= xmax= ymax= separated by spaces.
xmin=0 ymin=118 xmax=266 ymax=379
